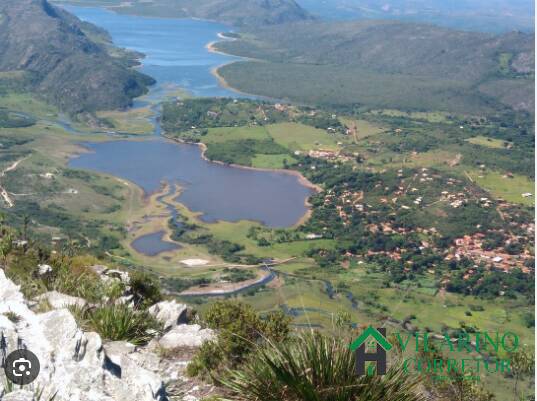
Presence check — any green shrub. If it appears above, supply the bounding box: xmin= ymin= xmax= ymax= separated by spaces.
xmin=204 ymin=300 xmax=263 ymax=364
xmin=129 ymin=271 xmax=163 ymax=308
xmin=70 ymin=304 xmax=162 ymax=345
xmin=188 ymin=301 xmax=291 ymax=377
xmin=220 ymin=332 xmax=424 ymax=401
xmin=260 ymin=310 xmax=291 ymax=343
xmin=48 ymin=262 xmax=104 ymax=303
xmin=3 ymin=311 xmax=21 ymax=323
xmin=5 ymin=251 xmax=46 ymax=298
xmin=186 ymin=341 xmax=225 ymax=378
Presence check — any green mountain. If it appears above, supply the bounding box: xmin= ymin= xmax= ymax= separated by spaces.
xmin=296 ymin=0 xmax=535 ymax=33
xmin=53 ymin=0 xmax=314 ymax=27
xmin=0 ymin=0 xmax=154 ymax=114
xmin=215 ymin=20 xmax=534 ymax=114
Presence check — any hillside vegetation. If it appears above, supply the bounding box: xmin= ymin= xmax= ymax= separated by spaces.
xmin=296 ymin=0 xmax=535 ymax=33
xmin=53 ymin=0 xmax=314 ymax=27
xmin=215 ymin=21 xmax=534 ymax=113
xmin=0 ymin=0 xmax=154 ymax=114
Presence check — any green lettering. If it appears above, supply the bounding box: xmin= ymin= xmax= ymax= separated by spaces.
xmin=440 ymin=333 xmax=454 ymax=352
xmin=457 ymin=332 xmax=473 ymax=353
xmin=483 ymin=332 xmax=499 ymax=353
xmin=500 ymin=359 xmax=511 ymax=373
xmin=396 ymin=332 xmax=413 ymax=352
xmin=461 ymin=359 xmax=475 ymax=373
xmin=501 ymin=332 xmax=519 ymax=352
xmin=447 ymin=359 xmax=458 ymax=373
xmin=475 ymin=332 xmax=482 ymax=352
xmin=484 ymin=359 xmax=498 ymax=373
xmin=433 ymin=359 xmax=444 ymax=373
xmin=423 ymin=332 xmax=430 ymax=352
xmin=475 ymin=358 xmax=482 ymax=373
xmin=403 ymin=358 xmax=417 ymax=374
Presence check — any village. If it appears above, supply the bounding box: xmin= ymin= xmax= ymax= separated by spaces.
xmin=310 ymin=164 xmax=534 ymax=277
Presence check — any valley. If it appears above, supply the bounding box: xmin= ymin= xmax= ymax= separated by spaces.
xmin=0 ymin=1 xmax=534 ymax=400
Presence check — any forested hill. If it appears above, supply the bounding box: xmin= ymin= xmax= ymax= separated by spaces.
xmin=52 ymin=0 xmax=314 ymax=27
xmin=295 ymin=0 xmax=534 ymax=33
xmin=215 ymin=21 xmax=535 ymax=113
xmin=0 ymin=0 xmax=154 ymax=114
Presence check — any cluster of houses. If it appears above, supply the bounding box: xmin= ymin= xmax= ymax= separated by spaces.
xmin=447 ymin=231 xmax=533 ymax=273
xmin=319 ymin=168 xmax=533 ymax=275
xmin=323 ymin=189 xmax=366 ymax=225
xmin=307 ymin=149 xmax=353 ymax=163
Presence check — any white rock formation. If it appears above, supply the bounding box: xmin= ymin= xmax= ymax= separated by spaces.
xmin=34 ymin=291 xmax=87 ymax=309
xmin=0 ymin=269 xmax=165 ymax=401
xmin=158 ymin=325 xmax=215 ymax=350
xmin=2 ymin=391 xmax=34 ymax=401
xmin=37 ymin=264 xmax=52 ymax=275
xmin=90 ymin=265 xmax=130 ymax=285
xmin=148 ymin=301 xmax=190 ymax=330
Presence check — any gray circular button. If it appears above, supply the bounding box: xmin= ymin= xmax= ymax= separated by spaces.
xmin=4 ymin=349 xmax=40 ymax=385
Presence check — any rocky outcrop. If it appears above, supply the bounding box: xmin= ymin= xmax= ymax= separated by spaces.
xmin=90 ymin=265 xmax=130 ymax=285
xmin=0 ymin=269 xmax=215 ymax=401
xmin=158 ymin=325 xmax=216 ymax=350
xmin=148 ymin=301 xmax=191 ymax=331
xmin=34 ymin=291 xmax=87 ymax=309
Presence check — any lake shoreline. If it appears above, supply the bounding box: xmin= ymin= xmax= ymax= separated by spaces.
xmin=162 ymin=132 xmax=322 ymax=190
xmin=206 ymin=38 xmax=263 ymax=99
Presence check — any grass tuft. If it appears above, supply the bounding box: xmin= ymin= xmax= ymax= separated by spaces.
xmin=69 ymin=303 xmax=162 ymax=345
xmin=219 ymin=332 xmax=424 ymax=401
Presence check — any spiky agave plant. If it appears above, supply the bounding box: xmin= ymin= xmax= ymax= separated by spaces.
xmin=69 ymin=304 xmax=162 ymax=346
xmin=218 ymin=332 xmax=424 ymax=401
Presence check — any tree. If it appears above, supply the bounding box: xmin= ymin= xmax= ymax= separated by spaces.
xmin=510 ymin=346 xmax=535 ymax=401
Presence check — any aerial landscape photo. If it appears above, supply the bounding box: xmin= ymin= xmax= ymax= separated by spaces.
xmin=0 ymin=0 xmax=534 ymax=400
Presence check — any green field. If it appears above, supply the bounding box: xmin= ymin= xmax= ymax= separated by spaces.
xmin=266 ymin=122 xmax=342 ymax=151
xmin=471 ymin=170 xmax=535 ymax=206
xmin=197 ymin=121 xmax=348 ymax=168
xmin=466 ymin=135 xmax=512 ymax=149
xmin=0 ymin=93 xmax=58 ymax=119
xmin=339 ymin=117 xmax=386 ymax=140
xmin=206 ymin=126 xmax=271 ymax=143
xmin=367 ymin=109 xmax=453 ymax=123
xmin=251 ymin=153 xmax=297 ymax=169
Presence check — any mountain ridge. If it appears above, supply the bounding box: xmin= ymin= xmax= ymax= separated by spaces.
xmin=0 ymin=0 xmax=154 ymax=114
xmin=53 ymin=0 xmax=314 ymax=27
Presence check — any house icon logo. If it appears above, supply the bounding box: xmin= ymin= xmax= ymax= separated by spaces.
xmin=350 ymin=326 xmax=392 ymax=376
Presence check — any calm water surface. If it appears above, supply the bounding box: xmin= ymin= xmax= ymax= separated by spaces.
xmin=131 ymin=231 xmax=181 ymax=256
xmin=64 ymin=5 xmax=240 ymax=97
xmin=65 ymin=6 xmax=313 ymax=230
xmin=70 ymin=140 xmax=313 ymax=227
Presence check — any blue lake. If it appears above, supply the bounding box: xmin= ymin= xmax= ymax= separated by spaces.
xmin=131 ymin=231 xmax=181 ymax=256
xmin=64 ymin=5 xmax=241 ymax=97
xmin=70 ymin=140 xmax=313 ymax=227
xmin=65 ymin=6 xmax=313 ymax=231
